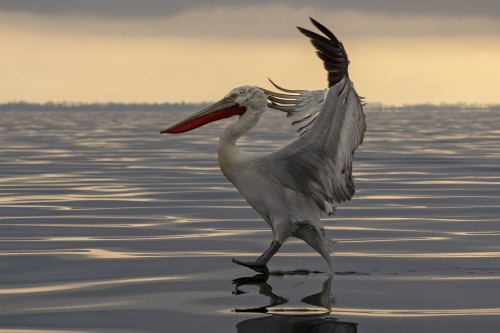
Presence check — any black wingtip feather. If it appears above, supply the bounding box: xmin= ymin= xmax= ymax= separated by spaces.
xmin=309 ymin=17 xmax=340 ymax=44
xmin=299 ymin=18 xmax=349 ymax=87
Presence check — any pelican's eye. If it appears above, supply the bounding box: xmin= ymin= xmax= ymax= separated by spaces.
xmin=238 ymin=89 xmax=246 ymax=95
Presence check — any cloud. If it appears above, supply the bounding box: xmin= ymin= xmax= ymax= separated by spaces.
xmin=2 ymin=5 xmax=500 ymax=40
xmin=1 ymin=0 xmax=499 ymax=19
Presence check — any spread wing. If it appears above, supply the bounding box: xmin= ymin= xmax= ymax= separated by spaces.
xmin=265 ymin=79 xmax=326 ymax=136
xmin=264 ymin=18 xmax=365 ymax=136
xmin=256 ymin=18 xmax=366 ymax=216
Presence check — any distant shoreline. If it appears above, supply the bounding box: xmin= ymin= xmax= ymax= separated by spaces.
xmin=0 ymin=101 xmax=498 ymax=112
xmin=0 ymin=102 xmax=209 ymax=112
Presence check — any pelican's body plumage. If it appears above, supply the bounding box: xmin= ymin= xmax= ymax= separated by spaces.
xmin=161 ymin=19 xmax=366 ymax=272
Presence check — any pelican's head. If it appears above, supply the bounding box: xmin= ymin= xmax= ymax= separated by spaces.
xmin=225 ymin=86 xmax=268 ymax=111
xmin=160 ymin=86 xmax=267 ymax=134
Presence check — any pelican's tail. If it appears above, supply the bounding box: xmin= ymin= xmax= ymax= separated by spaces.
xmin=294 ymin=223 xmax=333 ymax=272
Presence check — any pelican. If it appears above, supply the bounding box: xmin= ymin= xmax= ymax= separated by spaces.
xmin=161 ymin=18 xmax=366 ymax=271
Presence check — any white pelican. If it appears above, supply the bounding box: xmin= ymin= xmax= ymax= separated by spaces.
xmin=161 ymin=18 xmax=366 ymax=272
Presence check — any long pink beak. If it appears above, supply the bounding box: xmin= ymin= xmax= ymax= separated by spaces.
xmin=160 ymin=98 xmax=246 ymax=134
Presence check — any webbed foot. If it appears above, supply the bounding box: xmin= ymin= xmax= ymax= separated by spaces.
xmin=232 ymin=258 xmax=269 ymax=273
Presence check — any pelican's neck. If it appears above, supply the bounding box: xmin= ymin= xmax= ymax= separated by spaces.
xmin=218 ymin=104 xmax=265 ymax=176
xmin=219 ymin=106 xmax=263 ymax=147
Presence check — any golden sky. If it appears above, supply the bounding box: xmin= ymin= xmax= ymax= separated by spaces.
xmin=2 ymin=2 xmax=499 ymax=105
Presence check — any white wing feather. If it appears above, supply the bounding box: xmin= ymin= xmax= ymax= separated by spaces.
xmin=265 ymin=81 xmax=326 ymax=135
xmin=255 ymin=77 xmax=366 ymax=217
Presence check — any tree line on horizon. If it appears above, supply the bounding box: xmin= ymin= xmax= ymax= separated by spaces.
xmin=0 ymin=101 xmax=498 ymax=111
xmin=0 ymin=101 xmax=209 ymax=112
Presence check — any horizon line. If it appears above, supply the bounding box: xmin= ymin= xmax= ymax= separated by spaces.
xmin=0 ymin=101 xmax=499 ymax=111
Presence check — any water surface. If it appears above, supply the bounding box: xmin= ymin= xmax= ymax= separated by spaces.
xmin=1 ymin=108 xmax=499 ymax=332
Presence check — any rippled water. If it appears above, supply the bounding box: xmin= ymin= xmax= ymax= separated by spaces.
xmin=1 ymin=108 xmax=499 ymax=332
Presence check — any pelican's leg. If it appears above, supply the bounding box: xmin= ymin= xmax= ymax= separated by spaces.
xmin=232 ymin=240 xmax=282 ymax=272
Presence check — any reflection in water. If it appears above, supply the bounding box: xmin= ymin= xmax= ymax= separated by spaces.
xmin=237 ymin=316 xmax=357 ymax=333
xmin=233 ymin=273 xmax=358 ymax=332
xmin=232 ymin=274 xmax=288 ymax=313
